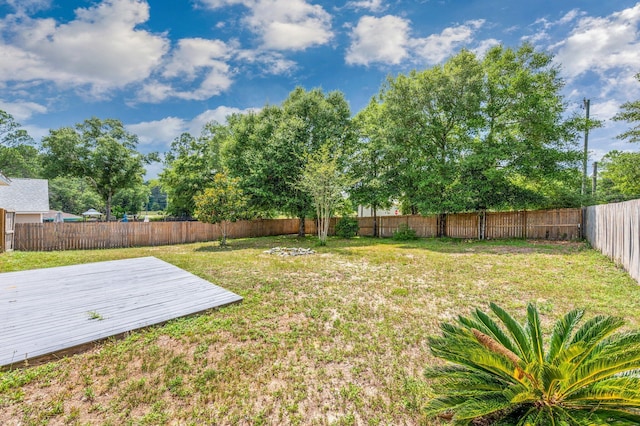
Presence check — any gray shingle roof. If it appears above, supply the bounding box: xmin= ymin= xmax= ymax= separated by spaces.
xmin=0 ymin=178 xmax=49 ymax=213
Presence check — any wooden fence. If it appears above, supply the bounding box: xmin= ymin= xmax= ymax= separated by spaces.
xmin=585 ymin=199 xmax=640 ymax=283
xmin=14 ymin=208 xmax=582 ymax=252
xmin=13 ymin=218 xmax=318 ymax=252
xmin=0 ymin=208 xmax=15 ymax=253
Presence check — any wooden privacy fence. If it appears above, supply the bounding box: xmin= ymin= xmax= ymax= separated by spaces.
xmin=14 ymin=208 xmax=582 ymax=251
xmin=356 ymin=208 xmax=582 ymax=240
xmin=585 ymin=199 xmax=640 ymax=283
xmin=0 ymin=208 xmax=15 ymax=253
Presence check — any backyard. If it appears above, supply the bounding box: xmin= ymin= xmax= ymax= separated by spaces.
xmin=0 ymin=236 xmax=638 ymax=425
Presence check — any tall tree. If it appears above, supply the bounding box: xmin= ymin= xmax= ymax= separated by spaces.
xmin=374 ymin=44 xmax=581 ymax=214
xmin=224 ymin=88 xmax=354 ymax=236
xmin=597 ymin=150 xmax=640 ymax=202
xmin=460 ymin=44 xmax=581 ymax=211
xmin=349 ymin=99 xmax=394 ymax=236
xmin=379 ymin=49 xmax=483 ymax=214
xmin=48 ymin=176 xmax=103 ymax=215
xmin=0 ymin=110 xmax=41 ymax=178
xmin=160 ymin=123 xmax=226 ymax=217
xmin=41 ymin=118 xmax=151 ymax=221
xmin=613 ymin=73 xmax=640 ymax=143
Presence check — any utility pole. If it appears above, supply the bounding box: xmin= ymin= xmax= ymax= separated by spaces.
xmin=581 ymin=98 xmax=590 ymax=197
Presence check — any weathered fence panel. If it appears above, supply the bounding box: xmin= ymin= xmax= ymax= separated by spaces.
xmin=0 ymin=208 xmax=15 ymax=252
xmin=525 ymin=208 xmax=582 ymax=240
xmin=585 ymin=199 xmax=640 ymax=283
xmin=447 ymin=213 xmax=479 ymax=239
xmin=14 ymin=208 xmax=583 ymax=251
xmin=486 ymin=211 xmax=526 ymax=239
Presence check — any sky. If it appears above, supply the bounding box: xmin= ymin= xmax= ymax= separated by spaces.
xmin=1 ymin=0 xmax=639 ymax=178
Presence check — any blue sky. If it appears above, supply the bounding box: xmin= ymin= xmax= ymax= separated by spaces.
xmin=1 ymin=0 xmax=639 ymax=178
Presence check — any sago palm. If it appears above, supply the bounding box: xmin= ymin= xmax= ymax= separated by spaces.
xmin=425 ymin=303 xmax=640 ymax=425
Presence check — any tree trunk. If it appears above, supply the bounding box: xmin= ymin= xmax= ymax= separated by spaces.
xmin=221 ymin=221 xmax=228 ymax=246
xmin=438 ymin=213 xmax=447 ymax=237
xmin=298 ymin=216 xmax=305 ymax=237
xmin=373 ymin=205 xmax=378 ymax=237
xmin=106 ymin=192 xmax=112 ymax=222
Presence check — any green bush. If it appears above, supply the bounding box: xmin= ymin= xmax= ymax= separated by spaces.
xmin=335 ymin=217 xmax=359 ymax=238
xmin=425 ymin=303 xmax=640 ymax=425
xmin=392 ymin=223 xmax=417 ymax=240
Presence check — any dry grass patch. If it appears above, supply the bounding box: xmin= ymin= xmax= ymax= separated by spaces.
xmin=0 ymin=236 xmax=638 ymax=425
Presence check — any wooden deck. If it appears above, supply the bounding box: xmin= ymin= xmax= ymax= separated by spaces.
xmin=0 ymin=257 xmax=242 ymax=368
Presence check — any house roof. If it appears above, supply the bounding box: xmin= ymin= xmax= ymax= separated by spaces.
xmin=0 ymin=178 xmax=49 ymax=214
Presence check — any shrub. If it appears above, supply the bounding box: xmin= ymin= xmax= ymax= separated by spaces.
xmin=393 ymin=223 xmax=417 ymax=240
xmin=425 ymin=303 xmax=640 ymax=425
xmin=335 ymin=217 xmax=359 ymax=238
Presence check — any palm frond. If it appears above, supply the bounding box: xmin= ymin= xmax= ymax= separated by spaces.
xmin=490 ymin=302 xmax=534 ymax=363
xmin=526 ymin=303 xmax=545 ymax=365
xmin=546 ymin=308 xmax=584 ymax=363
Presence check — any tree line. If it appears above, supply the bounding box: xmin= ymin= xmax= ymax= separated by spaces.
xmin=1 ymin=43 xmax=639 ymax=235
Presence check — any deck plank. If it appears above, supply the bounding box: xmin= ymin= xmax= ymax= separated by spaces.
xmin=0 ymin=257 xmax=242 ymax=367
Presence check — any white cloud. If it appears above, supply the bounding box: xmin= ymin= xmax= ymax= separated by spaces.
xmin=5 ymin=0 xmax=51 ymax=13
xmin=161 ymin=38 xmax=234 ymax=101
xmin=557 ymin=9 xmax=582 ymax=25
xmin=473 ymin=38 xmax=501 ymax=58
xmin=554 ymin=3 xmax=640 ymax=79
xmin=199 ymin=0 xmax=333 ymax=50
xmin=187 ymin=106 xmax=258 ymax=135
xmin=411 ymin=19 xmax=484 ymax=64
xmin=0 ymin=99 xmax=47 ymax=121
xmin=236 ymin=50 xmax=297 ymax=74
xmin=127 ymin=117 xmax=186 ymax=145
xmin=346 ymin=15 xmax=410 ymax=66
xmin=126 ymin=106 xmax=257 ymax=150
xmin=345 ymin=0 xmax=385 ymax=13
xmin=0 ymin=0 xmax=168 ymax=96
xmin=346 ymin=16 xmax=485 ymax=66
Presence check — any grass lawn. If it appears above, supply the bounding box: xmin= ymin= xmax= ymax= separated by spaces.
xmin=1 ymin=236 xmax=638 ymax=425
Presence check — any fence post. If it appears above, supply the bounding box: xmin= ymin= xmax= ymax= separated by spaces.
xmin=0 ymin=208 xmax=5 ymax=253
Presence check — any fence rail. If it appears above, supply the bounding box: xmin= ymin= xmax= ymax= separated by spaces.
xmin=585 ymin=199 xmax=640 ymax=283
xmin=13 ymin=208 xmax=582 ymax=252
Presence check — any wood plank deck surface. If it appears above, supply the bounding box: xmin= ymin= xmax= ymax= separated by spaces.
xmin=0 ymin=256 xmax=242 ymax=368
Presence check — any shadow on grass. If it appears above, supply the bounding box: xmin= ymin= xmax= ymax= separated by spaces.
xmin=189 ymin=233 xmax=587 ymax=256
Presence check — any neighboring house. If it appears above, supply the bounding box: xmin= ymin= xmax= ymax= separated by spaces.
xmin=0 ymin=178 xmax=50 ymax=223
xmin=357 ymin=204 xmax=401 ymax=217
xmin=0 ymin=172 xmax=9 ymax=186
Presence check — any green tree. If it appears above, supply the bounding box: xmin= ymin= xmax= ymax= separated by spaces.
xmin=112 ymin=183 xmax=150 ymax=218
xmin=426 ymin=303 xmax=640 ymax=424
xmin=223 ymin=105 xmax=286 ymax=219
xmin=379 ymin=49 xmax=483 ymax=214
xmin=299 ymin=144 xmax=348 ymax=245
xmin=613 ymin=73 xmax=640 ymax=143
xmin=374 ymin=44 xmax=581 ymax=214
xmin=0 ymin=110 xmax=41 ymax=178
xmin=160 ymin=123 xmax=227 ymax=217
xmin=194 ymin=173 xmax=248 ymax=246
xmin=146 ymin=179 xmax=167 ymax=212
xmin=41 ymin=117 xmax=151 ymax=221
xmin=349 ymin=99 xmax=394 ymax=236
xmin=48 ymin=176 xmax=103 ymax=214
xmin=597 ymin=150 xmax=640 ymax=202
xmin=224 ymin=88 xmax=354 ymax=236
xmin=460 ymin=44 xmax=581 ymax=211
